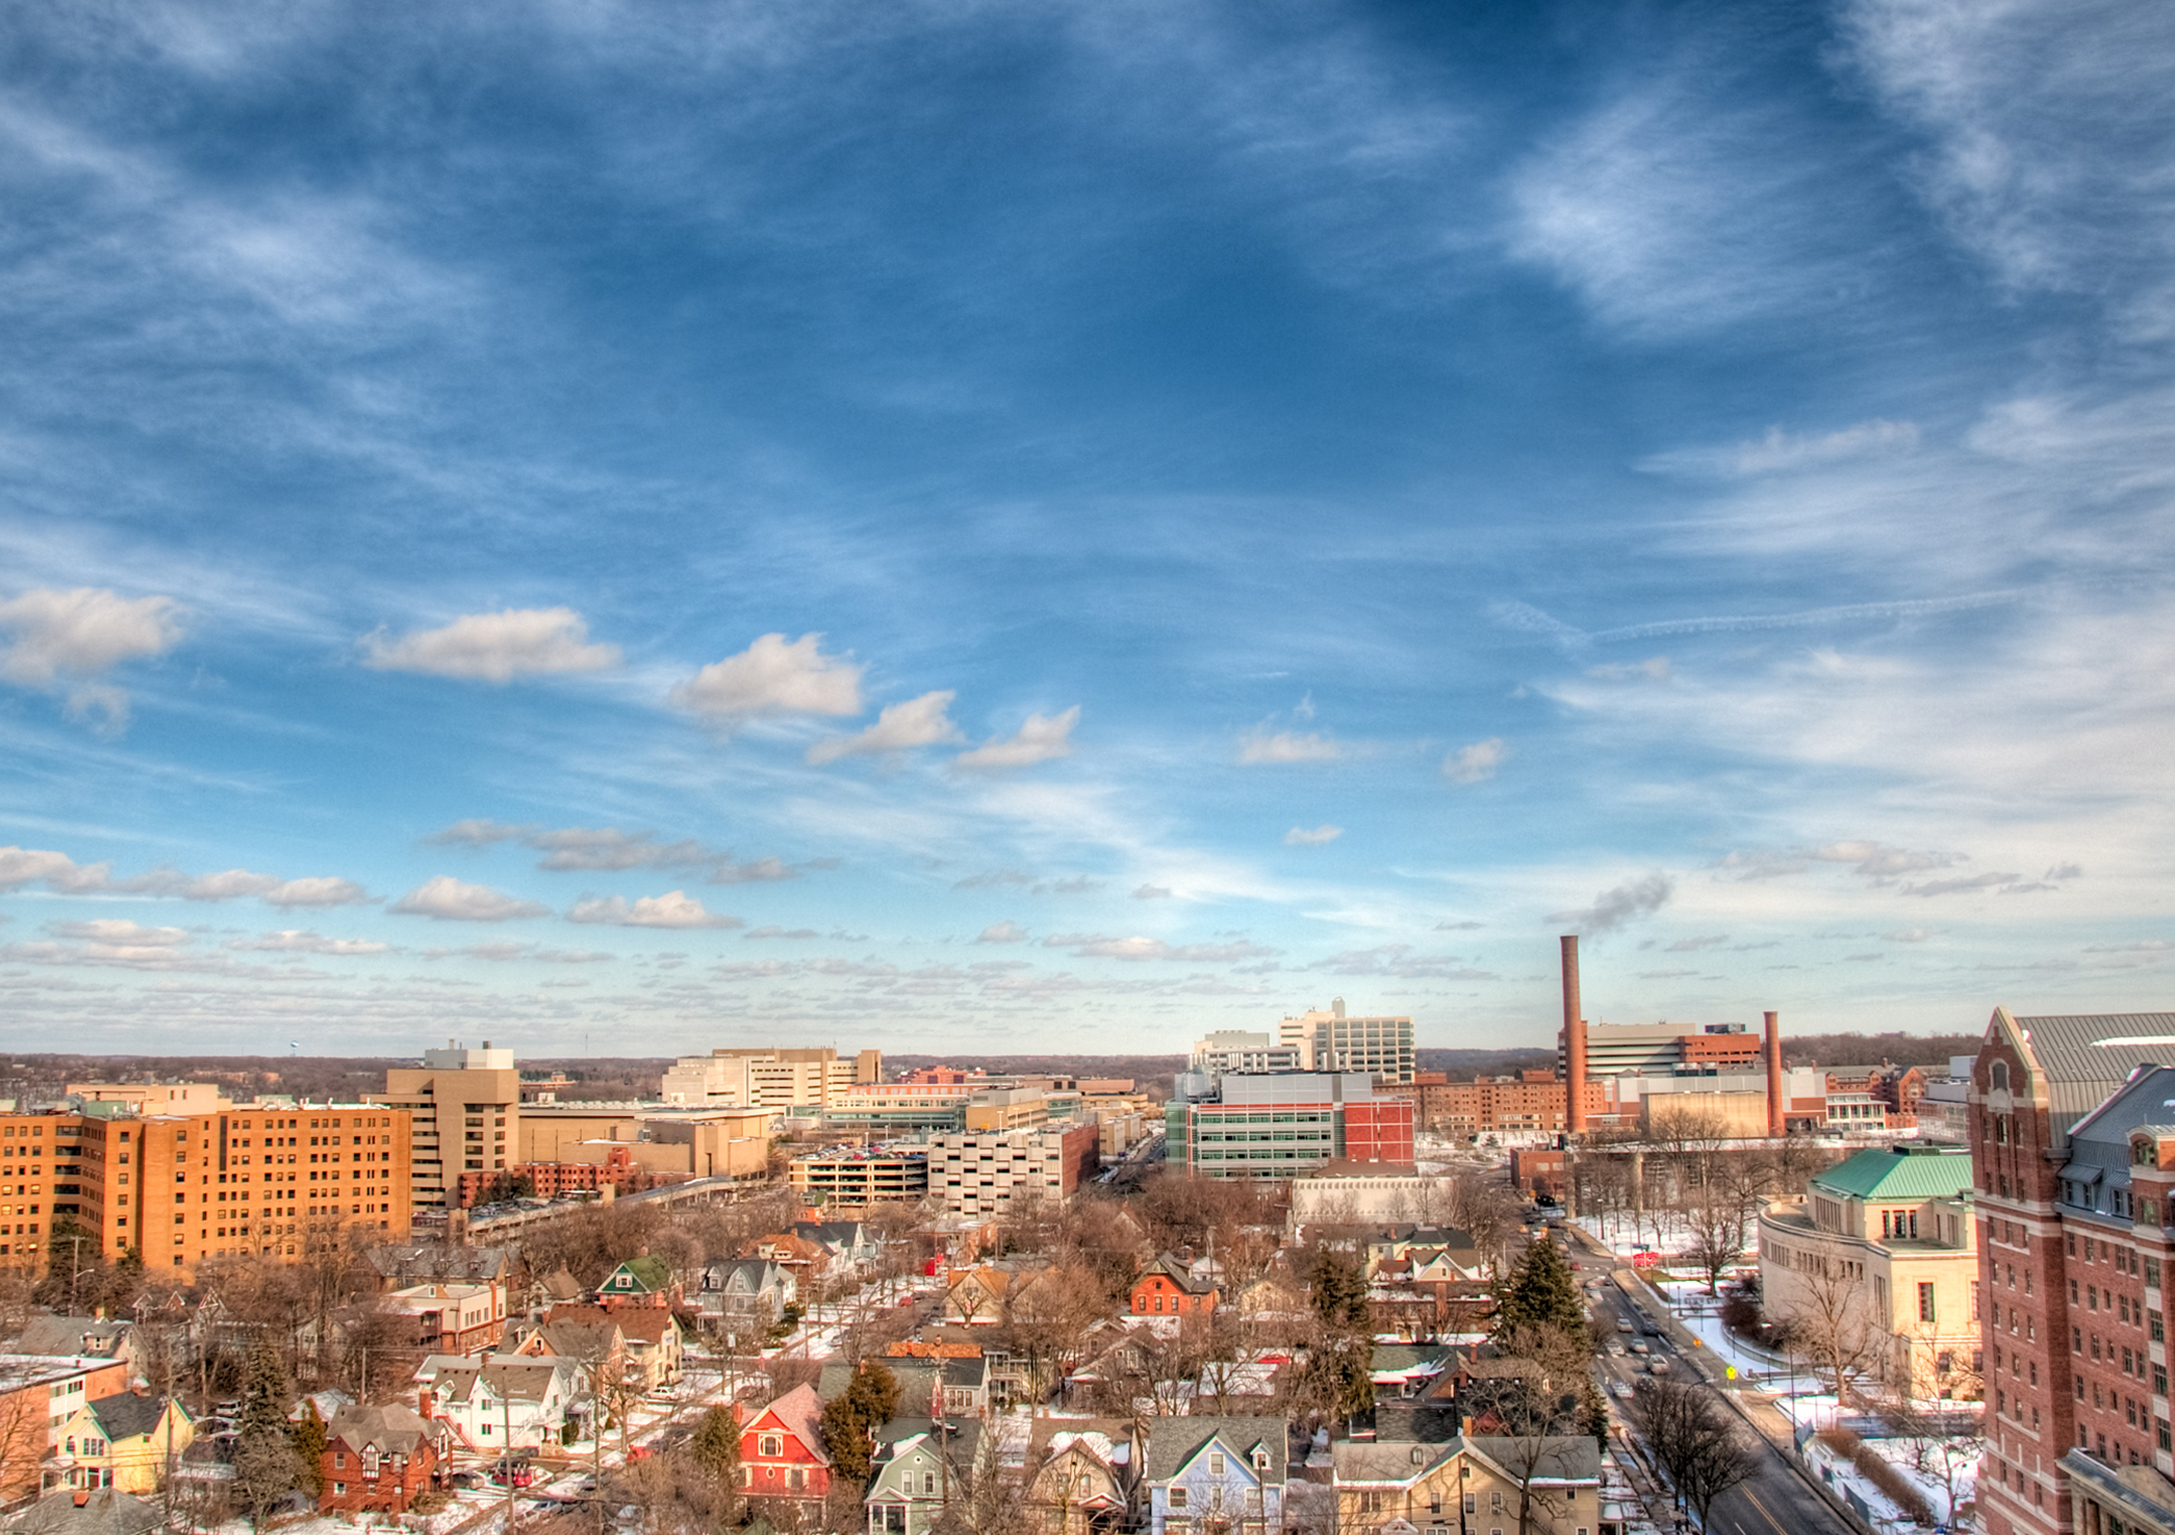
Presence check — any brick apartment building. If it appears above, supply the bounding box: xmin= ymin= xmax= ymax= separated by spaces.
xmin=1971 ymin=1007 xmax=2175 ymax=1535
xmin=4 ymin=1099 xmax=412 ymax=1278
xmin=1391 ymin=1072 xmax=1609 ymax=1138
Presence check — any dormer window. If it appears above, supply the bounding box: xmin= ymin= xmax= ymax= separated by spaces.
xmin=1992 ymin=1062 xmax=2009 ymax=1092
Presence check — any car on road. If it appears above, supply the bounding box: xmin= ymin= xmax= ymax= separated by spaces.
xmin=1606 ymin=1343 xmax=1626 ymax=1356
xmin=1607 ymin=1379 xmax=1634 ymax=1398
xmin=1648 ymin=1358 xmax=1671 ymax=1374
xmin=1628 ymin=1341 xmax=1650 ymax=1355
xmin=1616 ymin=1318 xmax=1634 ymax=1333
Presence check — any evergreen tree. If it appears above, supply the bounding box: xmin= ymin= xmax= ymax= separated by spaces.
xmin=1306 ymin=1246 xmax=1371 ymax=1334
xmin=819 ymin=1360 xmax=900 ymax=1482
xmin=1491 ymin=1235 xmax=1586 ymax=1342
xmin=690 ymin=1404 xmax=741 ymax=1488
xmin=232 ymin=1341 xmax=304 ymax=1528
xmin=290 ymin=1406 xmax=328 ymax=1498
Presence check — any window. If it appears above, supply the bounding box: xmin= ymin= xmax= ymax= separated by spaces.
xmin=1920 ymin=1282 xmax=1937 ymax=1323
xmin=1208 ymin=1453 xmax=1225 ymax=1475
xmin=1169 ymin=1488 xmax=1188 ymax=1510
xmin=759 ymin=1435 xmax=782 ymax=1458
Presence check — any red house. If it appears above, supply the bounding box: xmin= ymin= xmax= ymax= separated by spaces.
xmin=738 ymin=1383 xmax=831 ymax=1514
xmin=320 ymin=1403 xmax=447 ymax=1514
xmin=1130 ymin=1253 xmax=1219 ymax=1319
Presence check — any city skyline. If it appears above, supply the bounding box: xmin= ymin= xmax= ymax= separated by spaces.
xmin=2 ymin=1 xmax=2170 ymax=1054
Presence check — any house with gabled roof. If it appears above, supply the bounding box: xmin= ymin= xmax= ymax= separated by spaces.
xmin=790 ymin=1219 xmax=883 ymax=1275
xmin=863 ymin=1418 xmax=985 ymax=1535
xmin=1022 ymin=1417 xmax=1138 ymax=1535
xmin=413 ymin=1354 xmax=582 ymax=1451
xmin=1143 ymin=1416 xmax=1285 ymax=1535
xmin=544 ymin=1304 xmax=682 ymax=1390
xmin=595 ymin=1255 xmax=676 ymax=1308
xmin=737 ymin=1382 xmax=831 ymax=1516
xmin=13 ymin=1320 xmax=140 ymax=1381
xmin=1331 ymin=1433 xmax=1601 ymax=1535
xmin=693 ymin=1258 xmax=796 ymax=1334
xmin=46 ymin=1394 xmax=193 ymax=1494
xmin=319 ymin=1402 xmax=448 ymax=1514
xmin=1130 ymin=1253 xmax=1219 ymax=1323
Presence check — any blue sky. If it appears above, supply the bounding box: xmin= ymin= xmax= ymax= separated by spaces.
xmin=3 ymin=0 xmax=2172 ymax=1057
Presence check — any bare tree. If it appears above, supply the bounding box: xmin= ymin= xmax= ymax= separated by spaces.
xmin=1632 ymin=1377 xmax=1756 ymax=1528
xmin=1777 ymin=1254 xmax=1877 ymax=1402
xmin=1681 ymin=1186 xmax=1750 ymax=1295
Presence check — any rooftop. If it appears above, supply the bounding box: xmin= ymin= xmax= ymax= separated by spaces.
xmin=1810 ymin=1144 xmax=1974 ymax=1202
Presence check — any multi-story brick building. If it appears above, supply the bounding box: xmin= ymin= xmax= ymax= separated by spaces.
xmin=1969 ymin=1007 xmax=2175 ymax=1535
xmin=8 ymin=1099 xmax=411 ymax=1278
xmin=1394 ymin=1072 xmax=1609 ymax=1138
xmin=1166 ymin=1073 xmax=1414 ymax=1180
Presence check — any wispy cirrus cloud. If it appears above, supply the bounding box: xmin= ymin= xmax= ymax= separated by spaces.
xmin=1042 ymin=932 xmax=1278 ymax=963
xmin=363 ymin=607 xmax=619 ymax=682
xmin=1238 ymin=729 xmax=1343 ymax=764
xmin=424 ymin=820 xmax=793 ymax=884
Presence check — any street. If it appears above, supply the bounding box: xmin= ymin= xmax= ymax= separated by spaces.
xmin=1568 ymin=1232 xmax=1862 ymax=1535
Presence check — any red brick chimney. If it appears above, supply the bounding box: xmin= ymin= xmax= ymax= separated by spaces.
xmin=1765 ymin=1010 xmax=1785 ymax=1138
xmin=1562 ymin=935 xmax=1587 ymax=1134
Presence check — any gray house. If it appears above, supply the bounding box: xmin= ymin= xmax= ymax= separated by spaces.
xmin=862 ymin=1419 xmax=985 ymax=1535
xmin=694 ymin=1259 xmax=797 ymax=1333
xmin=1144 ymin=1416 xmax=1286 ymax=1535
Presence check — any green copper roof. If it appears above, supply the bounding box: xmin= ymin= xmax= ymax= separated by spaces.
xmin=1810 ymin=1144 xmax=1975 ymax=1202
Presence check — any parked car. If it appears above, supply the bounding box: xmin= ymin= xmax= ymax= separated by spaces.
xmin=492 ymin=1461 xmax=537 ymax=1488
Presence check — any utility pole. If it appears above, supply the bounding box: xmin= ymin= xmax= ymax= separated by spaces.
xmin=501 ymin=1389 xmax=515 ymax=1535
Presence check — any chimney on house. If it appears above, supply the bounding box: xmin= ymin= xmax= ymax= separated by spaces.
xmin=1561 ymin=935 xmax=1587 ymax=1134
xmin=1765 ymin=1010 xmax=1785 ymax=1138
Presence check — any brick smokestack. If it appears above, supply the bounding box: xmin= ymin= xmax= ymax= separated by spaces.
xmin=1562 ymin=935 xmax=1587 ymax=1134
xmin=1765 ymin=1009 xmax=1785 ymax=1138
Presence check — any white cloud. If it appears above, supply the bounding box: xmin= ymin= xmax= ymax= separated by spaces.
xmin=955 ymin=706 xmax=1080 ymax=770
xmin=1133 ymin=884 xmax=1174 ymax=900
xmin=423 ymin=820 xmax=793 ymax=883
xmin=1284 ymin=824 xmax=1344 ymax=846
xmin=424 ymin=818 xmax=534 ymax=846
xmin=1237 ymin=729 xmax=1343 ymax=764
xmin=807 ymin=690 xmax=962 ymax=765
xmin=744 ymin=925 xmax=819 ymax=940
xmin=390 ymin=876 xmax=550 ymax=922
xmin=976 ymin=921 xmax=1029 ymax=944
xmin=363 ymin=607 xmax=619 ymax=683
xmin=0 ymin=846 xmax=94 ymax=891
xmin=1442 ymin=737 xmax=1506 ymax=784
xmin=1645 ymin=419 xmax=1921 ymax=478
xmin=1043 ymin=932 xmax=1278 ymax=963
xmin=1551 ymin=874 xmax=1673 ymax=934
xmin=48 ymin=918 xmax=188 ymax=946
xmin=0 ymin=587 xmax=184 ymax=684
xmin=261 ymin=876 xmax=372 ymax=908
xmin=671 ymin=632 xmax=864 ymax=718
xmin=565 ymin=890 xmax=742 ymax=929
xmin=1882 ymin=928 xmax=1932 ymax=943
xmin=1585 ymin=658 xmax=1671 ymax=683
xmin=229 ymin=930 xmax=391 ymax=955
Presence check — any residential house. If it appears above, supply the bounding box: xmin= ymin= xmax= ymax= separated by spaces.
xmin=383 ymin=1282 xmax=506 ymax=1353
xmin=738 ymin=1383 xmax=831 ymax=1517
xmin=1333 ymin=1434 xmax=1603 ymax=1535
xmin=823 ymin=1345 xmax=988 ymax=1419
xmin=1 ymin=1359 xmax=136 ymax=1504
xmin=1130 ymin=1254 xmax=1219 ymax=1322
xmin=595 ymin=1256 xmax=677 ymax=1309
xmin=413 ymin=1354 xmax=582 ymax=1451
xmin=10 ymin=1322 xmax=141 ymax=1383
xmin=863 ymin=1419 xmax=984 ymax=1535
xmin=791 ymin=1221 xmax=885 ymax=1279
xmin=508 ymin=1317 xmax=623 ymax=1384
xmin=1022 ymin=1418 xmax=1138 ymax=1535
xmin=4 ymin=1489 xmax=164 ymax=1535
xmin=942 ymin=1267 xmax=1016 ymax=1327
xmin=45 ymin=1395 xmax=193 ymax=1494
xmin=1227 ymin=1276 xmax=1308 ymax=1330
xmin=693 ymin=1259 xmax=796 ymax=1335
xmin=365 ymin=1243 xmax=517 ymax=1296
xmin=545 ymin=1305 xmax=681 ymax=1390
xmin=320 ymin=1403 xmax=447 ymax=1514
xmin=1145 ymin=1417 xmax=1285 ymax=1535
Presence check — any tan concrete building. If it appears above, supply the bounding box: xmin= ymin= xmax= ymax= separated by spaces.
xmin=659 ymin=1046 xmax=875 ymax=1110
xmin=1757 ymin=1143 xmax=1979 ymax=1398
xmin=65 ymin=1083 xmax=229 ymax=1116
xmin=1278 ymin=1000 xmax=1415 ymax=1085
xmin=370 ymin=1043 xmax=519 ymax=1210
xmin=519 ymin=1104 xmax=772 ymax=1180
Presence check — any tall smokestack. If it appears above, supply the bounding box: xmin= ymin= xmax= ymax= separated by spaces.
xmin=1765 ymin=1010 xmax=1785 ymax=1138
xmin=1562 ymin=935 xmax=1587 ymax=1134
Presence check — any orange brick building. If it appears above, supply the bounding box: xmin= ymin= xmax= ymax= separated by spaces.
xmin=5 ymin=1100 xmax=411 ymax=1279
xmin=1388 ymin=1072 xmax=1609 ymax=1138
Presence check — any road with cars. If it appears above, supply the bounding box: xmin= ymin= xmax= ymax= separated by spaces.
xmin=1563 ymin=1232 xmax=1862 ymax=1535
